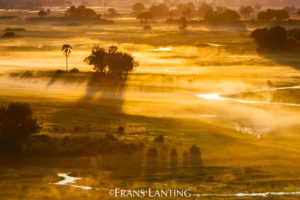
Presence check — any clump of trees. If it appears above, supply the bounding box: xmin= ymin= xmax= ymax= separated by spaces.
xmin=257 ymin=9 xmax=289 ymax=21
xmin=204 ymin=9 xmax=240 ymax=24
xmin=38 ymin=8 xmax=51 ymax=17
xmin=84 ymin=46 xmax=138 ymax=85
xmin=64 ymin=5 xmax=101 ymax=19
xmin=251 ymin=26 xmax=300 ymax=52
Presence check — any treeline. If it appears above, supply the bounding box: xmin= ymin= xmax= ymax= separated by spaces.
xmin=0 ymin=0 xmax=71 ymax=9
xmin=132 ymin=2 xmax=300 ymax=25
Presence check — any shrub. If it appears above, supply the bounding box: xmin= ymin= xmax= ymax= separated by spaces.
xmin=0 ymin=103 xmax=41 ymax=152
xmin=117 ymin=126 xmax=125 ymax=134
xmin=144 ymin=25 xmax=152 ymax=31
xmin=154 ymin=135 xmax=164 ymax=143
xmin=2 ymin=31 xmax=15 ymax=38
xmin=69 ymin=68 xmax=79 ymax=73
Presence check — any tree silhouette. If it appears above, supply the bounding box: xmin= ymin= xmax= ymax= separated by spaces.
xmin=61 ymin=44 xmax=72 ymax=71
xmin=132 ymin=3 xmax=145 ymax=14
xmin=179 ymin=16 xmax=187 ymax=30
xmin=38 ymin=9 xmax=47 ymax=17
xmin=0 ymin=103 xmax=41 ymax=150
xmin=108 ymin=8 xmax=117 ymax=16
xmin=84 ymin=46 xmax=107 ymax=73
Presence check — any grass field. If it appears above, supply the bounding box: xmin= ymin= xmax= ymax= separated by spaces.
xmin=0 ymin=6 xmax=300 ymax=200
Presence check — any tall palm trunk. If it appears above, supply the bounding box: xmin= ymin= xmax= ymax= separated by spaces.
xmin=66 ymin=55 xmax=68 ymax=71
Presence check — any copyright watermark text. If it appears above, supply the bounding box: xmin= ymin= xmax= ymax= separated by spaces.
xmin=109 ymin=188 xmax=192 ymax=198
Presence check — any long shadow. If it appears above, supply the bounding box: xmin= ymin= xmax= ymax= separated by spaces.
xmin=76 ymin=72 xmax=127 ymax=113
xmin=260 ymin=52 xmax=300 ymax=70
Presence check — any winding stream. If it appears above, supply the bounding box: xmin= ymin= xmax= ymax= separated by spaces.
xmin=53 ymin=173 xmax=92 ymax=190
xmin=196 ymin=86 xmax=300 ymax=107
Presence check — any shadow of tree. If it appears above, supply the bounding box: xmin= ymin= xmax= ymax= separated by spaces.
xmin=260 ymin=52 xmax=300 ymax=70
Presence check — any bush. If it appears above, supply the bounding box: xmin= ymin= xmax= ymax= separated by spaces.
xmin=69 ymin=68 xmax=79 ymax=73
xmin=2 ymin=31 xmax=15 ymax=38
xmin=0 ymin=103 xmax=41 ymax=152
xmin=154 ymin=135 xmax=164 ymax=143
xmin=117 ymin=126 xmax=125 ymax=134
xmin=144 ymin=25 xmax=152 ymax=31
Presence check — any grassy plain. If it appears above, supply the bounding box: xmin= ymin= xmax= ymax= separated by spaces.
xmin=0 ymin=7 xmax=300 ymax=200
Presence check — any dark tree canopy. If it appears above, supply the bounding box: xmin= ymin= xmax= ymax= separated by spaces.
xmin=132 ymin=3 xmax=145 ymax=13
xmin=108 ymin=8 xmax=118 ymax=16
xmin=0 ymin=103 xmax=41 ymax=142
xmin=251 ymin=26 xmax=288 ymax=51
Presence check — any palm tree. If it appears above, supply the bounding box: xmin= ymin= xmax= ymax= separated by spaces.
xmin=61 ymin=44 xmax=72 ymax=71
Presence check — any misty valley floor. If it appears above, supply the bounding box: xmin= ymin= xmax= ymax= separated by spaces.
xmin=1 ymin=8 xmax=300 ymax=200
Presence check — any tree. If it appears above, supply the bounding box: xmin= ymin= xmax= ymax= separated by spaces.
xmin=108 ymin=8 xmax=117 ymax=16
xmin=38 ymin=9 xmax=47 ymax=17
xmin=268 ymin=26 xmax=287 ymax=49
xmin=132 ymin=3 xmax=145 ymax=13
xmin=179 ymin=16 xmax=187 ymax=30
xmin=46 ymin=9 xmax=51 ymax=15
xmin=137 ymin=11 xmax=153 ymax=23
xmin=198 ymin=3 xmax=213 ymax=18
xmin=0 ymin=103 xmax=41 ymax=144
xmin=61 ymin=44 xmax=72 ymax=71
xmin=239 ymin=6 xmax=254 ymax=18
xmin=84 ymin=46 xmax=107 ymax=72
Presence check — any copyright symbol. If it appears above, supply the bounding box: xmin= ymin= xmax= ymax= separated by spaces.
xmin=109 ymin=189 xmax=115 ymax=196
